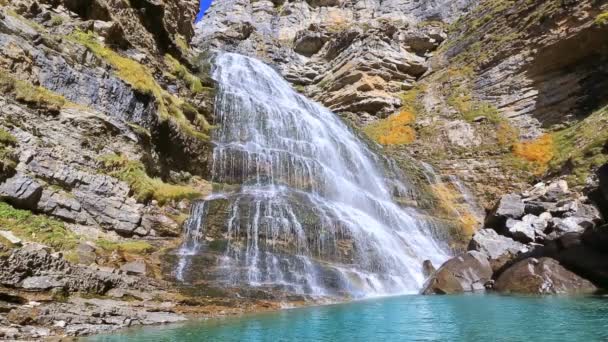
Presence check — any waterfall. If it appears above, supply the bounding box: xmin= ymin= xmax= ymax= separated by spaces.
xmin=176 ymin=52 xmax=449 ymax=298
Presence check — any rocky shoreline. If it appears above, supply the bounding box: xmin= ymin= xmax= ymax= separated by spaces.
xmin=422 ymin=169 xmax=608 ymax=296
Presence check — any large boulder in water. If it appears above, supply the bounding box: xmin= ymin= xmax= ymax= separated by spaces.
xmin=421 ymin=251 xmax=492 ymax=295
xmin=495 ymin=257 xmax=597 ymax=295
xmin=468 ymin=229 xmax=527 ymax=272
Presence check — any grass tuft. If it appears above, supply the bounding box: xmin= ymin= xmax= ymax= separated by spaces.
xmin=0 ymin=202 xmax=78 ymax=250
xmin=99 ymin=153 xmax=201 ymax=205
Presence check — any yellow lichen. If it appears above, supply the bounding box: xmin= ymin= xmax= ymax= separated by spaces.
xmin=512 ymin=134 xmax=554 ymax=174
xmin=364 ymin=110 xmax=416 ymax=145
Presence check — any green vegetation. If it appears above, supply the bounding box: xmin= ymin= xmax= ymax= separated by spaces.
xmin=596 ymin=12 xmax=608 ymax=26
xmin=50 ymin=14 xmax=63 ymax=26
xmin=175 ymin=35 xmax=190 ymax=54
xmin=0 ymin=202 xmax=78 ymax=250
xmin=550 ymin=105 xmax=608 ymax=185
xmin=68 ymin=30 xmax=211 ymax=141
xmin=0 ymin=71 xmax=67 ymax=112
xmin=0 ymin=128 xmax=18 ymax=178
xmin=165 ymin=54 xmax=207 ymax=94
xmin=99 ymin=153 xmax=201 ymax=205
xmin=69 ymin=31 xmax=158 ymax=96
xmin=96 ymin=239 xmax=156 ymax=255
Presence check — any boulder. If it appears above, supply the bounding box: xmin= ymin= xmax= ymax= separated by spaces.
xmin=506 ymin=214 xmax=548 ymax=243
xmin=485 ymin=194 xmax=525 ymax=232
xmin=540 ymin=180 xmax=569 ymax=202
xmin=581 ymin=224 xmax=608 ymax=253
xmin=546 ymin=232 xmax=608 ymax=288
xmin=468 ymin=229 xmax=526 ymax=271
xmin=120 ymin=260 xmax=146 ymax=276
xmin=550 ymin=217 xmax=586 ymax=235
xmin=75 ymin=243 xmax=97 ymax=265
xmin=0 ymin=173 xmax=43 ymax=210
xmin=21 ymin=276 xmax=64 ymax=291
xmin=421 ymin=251 xmax=492 ymax=295
xmin=495 ymin=257 xmax=597 ymax=295
xmin=293 ymin=29 xmax=328 ymax=57
xmin=422 ymin=260 xmax=436 ymax=278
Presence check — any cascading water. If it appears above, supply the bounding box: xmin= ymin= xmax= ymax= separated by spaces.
xmin=176 ymin=52 xmax=450 ymax=298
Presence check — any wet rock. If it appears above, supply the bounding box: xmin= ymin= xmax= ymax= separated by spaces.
xmin=421 ymin=251 xmax=492 ymax=295
xmin=468 ymin=229 xmax=526 ymax=271
xmin=495 ymin=257 xmax=597 ymax=295
xmin=422 ymin=259 xmax=436 ymax=278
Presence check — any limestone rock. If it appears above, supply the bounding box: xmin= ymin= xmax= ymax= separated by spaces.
xmin=445 ymin=120 xmax=480 ymax=147
xmin=120 ymin=260 xmax=146 ymax=276
xmin=421 ymin=251 xmax=492 ymax=295
xmin=485 ymin=194 xmax=525 ymax=231
xmin=0 ymin=230 xmax=22 ymax=246
xmin=468 ymin=229 xmax=525 ymax=271
xmin=0 ymin=173 xmax=43 ymax=209
xmin=495 ymin=257 xmax=597 ymax=295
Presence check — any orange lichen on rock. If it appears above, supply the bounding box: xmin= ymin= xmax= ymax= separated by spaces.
xmin=365 ymin=109 xmax=416 ymax=145
xmin=513 ymin=134 xmax=554 ymax=174
xmin=431 ymin=183 xmax=480 ymax=240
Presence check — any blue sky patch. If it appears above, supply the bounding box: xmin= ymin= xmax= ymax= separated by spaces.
xmin=196 ymin=0 xmax=213 ymax=22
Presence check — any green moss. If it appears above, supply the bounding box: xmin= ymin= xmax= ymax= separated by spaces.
xmin=0 ymin=128 xmax=18 ymax=178
xmin=50 ymin=14 xmax=63 ymax=26
xmin=175 ymin=35 xmax=190 ymax=54
xmin=550 ymin=105 xmax=608 ymax=185
xmin=0 ymin=202 xmax=79 ymax=250
xmin=5 ymin=9 xmax=45 ymax=31
xmin=596 ymin=12 xmax=608 ymax=26
xmin=96 ymin=239 xmax=156 ymax=254
xmin=164 ymin=54 xmax=209 ymax=94
xmin=99 ymin=153 xmax=201 ymax=205
xmin=0 ymin=71 xmax=67 ymax=111
xmin=69 ymin=31 xmax=159 ymax=96
xmin=68 ymin=30 xmax=210 ymax=142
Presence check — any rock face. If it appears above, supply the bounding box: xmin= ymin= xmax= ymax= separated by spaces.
xmin=495 ymin=258 xmax=597 ymax=295
xmin=468 ymin=229 xmax=526 ymax=271
xmin=421 ymin=251 xmax=492 ymax=295
xmin=193 ymin=0 xmax=471 ymax=120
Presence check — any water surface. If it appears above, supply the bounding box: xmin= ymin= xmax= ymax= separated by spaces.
xmin=88 ymin=294 xmax=608 ymax=341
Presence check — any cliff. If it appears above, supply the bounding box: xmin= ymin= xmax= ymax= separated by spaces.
xmin=0 ymin=0 xmax=607 ymax=338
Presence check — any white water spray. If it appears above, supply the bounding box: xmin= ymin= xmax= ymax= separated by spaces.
xmin=176 ymin=52 xmax=449 ymax=298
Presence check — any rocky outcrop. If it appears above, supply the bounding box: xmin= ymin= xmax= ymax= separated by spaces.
xmin=495 ymin=257 xmax=597 ymax=295
xmin=468 ymin=229 xmax=526 ymax=272
xmin=421 ymin=251 xmax=492 ymax=294
xmin=193 ymin=0 xmax=469 ymax=120
xmin=425 ymin=178 xmax=607 ymax=296
xmin=0 ymin=243 xmax=154 ymax=294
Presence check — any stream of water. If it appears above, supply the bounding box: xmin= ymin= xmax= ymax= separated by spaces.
xmin=175 ymin=52 xmax=450 ymax=297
